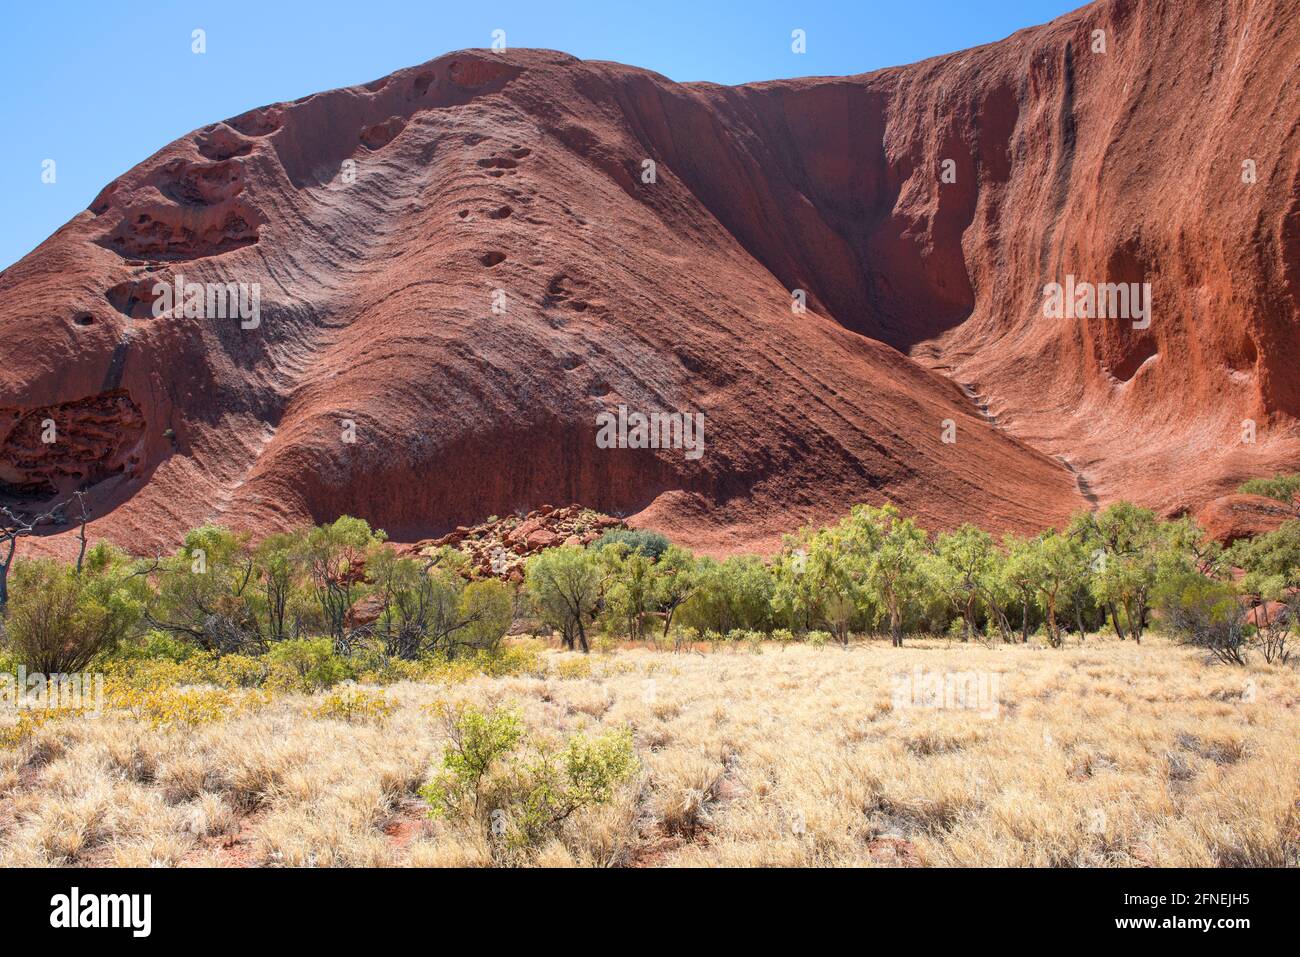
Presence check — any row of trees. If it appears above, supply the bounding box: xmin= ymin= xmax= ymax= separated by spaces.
xmin=528 ymin=500 xmax=1296 ymax=664
xmin=4 ymin=477 xmax=1299 ymax=671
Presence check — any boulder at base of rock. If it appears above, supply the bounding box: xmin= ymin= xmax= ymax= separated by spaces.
xmin=344 ymin=593 xmax=386 ymax=629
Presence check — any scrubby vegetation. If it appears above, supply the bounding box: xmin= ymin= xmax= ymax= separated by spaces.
xmin=2 ymin=490 xmax=1298 ymax=689
xmin=0 ymin=479 xmax=1297 ymax=867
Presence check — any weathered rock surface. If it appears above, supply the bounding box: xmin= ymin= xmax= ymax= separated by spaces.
xmin=2 ymin=0 xmax=1297 ymax=557
xmin=1196 ymin=493 xmax=1295 ymax=546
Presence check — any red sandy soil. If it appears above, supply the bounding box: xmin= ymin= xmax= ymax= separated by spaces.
xmin=2 ymin=0 xmax=1297 ymax=558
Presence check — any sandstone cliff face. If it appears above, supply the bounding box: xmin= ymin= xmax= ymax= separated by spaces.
xmin=1 ymin=0 xmax=1296 ymax=557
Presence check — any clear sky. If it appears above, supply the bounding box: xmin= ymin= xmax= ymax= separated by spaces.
xmin=0 ymin=0 xmax=1085 ymax=271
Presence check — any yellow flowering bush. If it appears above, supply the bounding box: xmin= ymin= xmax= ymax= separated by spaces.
xmin=210 ymin=654 xmax=269 ymax=688
xmin=311 ymin=686 xmax=395 ymax=724
xmin=355 ymin=657 xmax=430 ymax=685
xmin=101 ymin=656 xmax=209 ymax=690
xmin=554 ymin=656 xmax=593 ymax=680
xmin=102 ymin=680 xmax=268 ymax=730
xmin=476 ymin=642 xmax=546 ymax=678
xmin=0 ymin=711 xmax=50 ymax=749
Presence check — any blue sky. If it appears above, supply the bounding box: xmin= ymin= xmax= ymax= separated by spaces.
xmin=0 ymin=0 xmax=1083 ymax=271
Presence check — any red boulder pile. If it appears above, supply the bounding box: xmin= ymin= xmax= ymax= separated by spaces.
xmin=407 ymin=504 xmax=624 ymax=581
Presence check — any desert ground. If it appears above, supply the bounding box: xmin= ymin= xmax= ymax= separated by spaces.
xmin=2 ymin=637 xmax=1295 ymax=868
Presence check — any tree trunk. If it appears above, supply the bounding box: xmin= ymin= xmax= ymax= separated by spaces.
xmin=984 ymin=598 xmax=1006 ymax=642
xmin=1107 ymin=602 xmax=1125 ymax=639
xmin=0 ymin=535 xmax=16 ymax=614
xmin=1021 ymin=600 xmax=1029 ymax=643
xmin=662 ymin=605 xmax=676 ymax=638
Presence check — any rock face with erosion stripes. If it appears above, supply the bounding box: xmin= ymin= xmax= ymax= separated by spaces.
xmin=2 ymin=0 xmax=1298 ymax=558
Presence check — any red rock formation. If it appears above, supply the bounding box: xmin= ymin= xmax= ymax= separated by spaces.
xmin=0 ymin=391 xmax=145 ymax=498
xmin=1244 ymin=599 xmax=1290 ymax=628
xmin=2 ymin=0 xmax=1297 ymax=558
xmin=1196 ymin=493 xmax=1295 ymax=546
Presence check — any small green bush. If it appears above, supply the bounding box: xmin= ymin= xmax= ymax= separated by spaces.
xmin=502 ymin=727 xmax=637 ymax=853
xmin=592 ymin=528 xmax=671 ymax=561
xmin=5 ymin=551 xmax=145 ymax=673
xmin=421 ymin=704 xmax=525 ymax=817
xmin=113 ymin=630 xmax=198 ymax=663
xmin=421 ymin=703 xmax=638 ymax=863
xmin=1238 ymin=473 xmax=1300 ymax=505
xmin=266 ymin=638 xmax=351 ymax=691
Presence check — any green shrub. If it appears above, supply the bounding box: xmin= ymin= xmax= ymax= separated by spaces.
xmin=592 ymin=528 xmax=671 ymax=561
xmin=114 ymin=630 xmax=198 ymax=663
xmin=1238 ymin=473 xmax=1300 ymax=505
xmin=1155 ymin=572 xmax=1248 ymax=665
xmin=501 ymin=727 xmax=637 ymax=854
xmin=459 ymin=578 xmax=513 ymax=654
xmin=266 ymin=638 xmax=351 ymax=690
xmin=421 ymin=704 xmax=525 ymax=817
xmin=421 ymin=702 xmax=637 ymax=863
xmin=5 ymin=549 xmax=145 ymax=673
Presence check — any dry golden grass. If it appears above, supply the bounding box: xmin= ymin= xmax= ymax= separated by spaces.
xmin=1 ymin=637 xmax=1296 ymax=867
